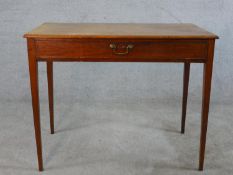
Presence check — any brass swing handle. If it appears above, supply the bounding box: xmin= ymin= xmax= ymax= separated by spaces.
xmin=109 ymin=43 xmax=134 ymax=55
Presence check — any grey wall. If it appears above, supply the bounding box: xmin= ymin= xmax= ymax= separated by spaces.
xmin=0 ymin=0 xmax=232 ymax=105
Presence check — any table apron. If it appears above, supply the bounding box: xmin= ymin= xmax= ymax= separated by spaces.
xmin=35 ymin=39 xmax=208 ymax=62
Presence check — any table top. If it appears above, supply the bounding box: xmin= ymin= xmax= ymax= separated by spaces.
xmin=24 ymin=23 xmax=218 ymax=39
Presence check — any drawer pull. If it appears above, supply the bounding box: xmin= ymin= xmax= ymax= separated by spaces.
xmin=109 ymin=43 xmax=134 ymax=55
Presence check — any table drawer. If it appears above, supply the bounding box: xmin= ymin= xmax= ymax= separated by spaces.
xmin=36 ymin=39 xmax=208 ymax=62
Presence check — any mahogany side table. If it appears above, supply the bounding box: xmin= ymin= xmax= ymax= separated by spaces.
xmin=24 ymin=23 xmax=218 ymax=171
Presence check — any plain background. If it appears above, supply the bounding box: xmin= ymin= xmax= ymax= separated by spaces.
xmin=0 ymin=0 xmax=233 ymax=175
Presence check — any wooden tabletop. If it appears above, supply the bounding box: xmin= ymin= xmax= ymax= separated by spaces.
xmin=24 ymin=23 xmax=218 ymax=39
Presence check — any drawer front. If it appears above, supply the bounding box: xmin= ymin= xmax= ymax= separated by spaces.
xmin=36 ymin=39 xmax=208 ymax=62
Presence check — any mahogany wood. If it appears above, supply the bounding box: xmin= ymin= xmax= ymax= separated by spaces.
xmin=27 ymin=39 xmax=43 ymax=171
xmin=35 ymin=39 xmax=208 ymax=62
xmin=47 ymin=61 xmax=54 ymax=134
xmin=181 ymin=62 xmax=190 ymax=134
xmin=24 ymin=23 xmax=218 ymax=171
xmin=199 ymin=39 xmax=215 ymax=170
xmin=24 ymin=23 xmax=218 ymax=39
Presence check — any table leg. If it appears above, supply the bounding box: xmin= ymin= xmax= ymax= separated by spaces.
xmin=199 ymin=40 xmax=215 ymax=170
xmin=181 ymin=62 xmax=190 ymax=134
xmin=47 ymin=61 xmax=54 ymax=134
xmin=27 ymin=39 xmax=43 ymax=171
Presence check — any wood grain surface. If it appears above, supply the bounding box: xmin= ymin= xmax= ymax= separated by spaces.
xmin=24 ymin=23 xmax=218 ymax=39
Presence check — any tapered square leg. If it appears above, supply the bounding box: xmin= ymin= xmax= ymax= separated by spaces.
xmin=181 ymin=62 xmax=190 ymax=134
xmin=199 ymin=40 xmax=215 ymax=170
xmin=47 ymin=61 xmax=54 ymax=134
xmin=27 ymin=39 xmax=43 ymax=171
